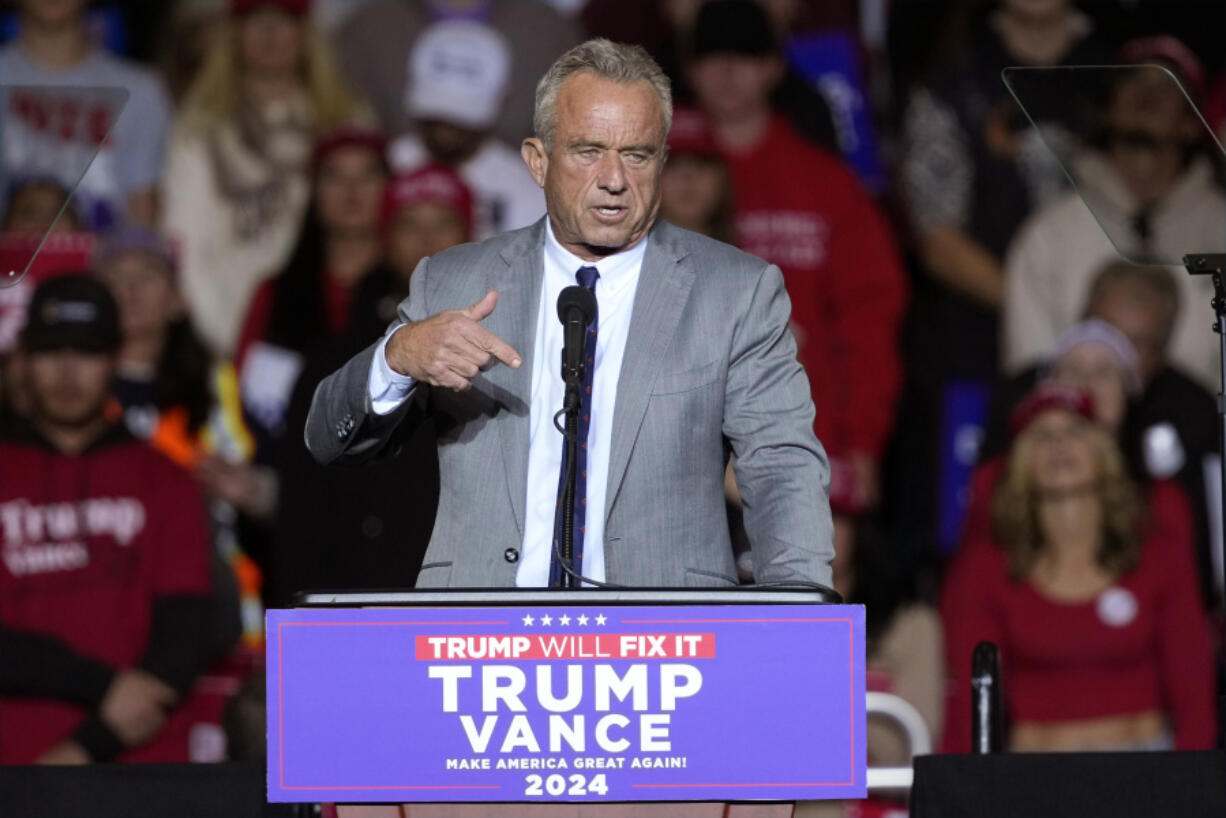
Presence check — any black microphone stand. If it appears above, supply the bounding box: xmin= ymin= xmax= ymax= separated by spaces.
xmin=556 ymin=379 xmax=582 ymax=589
xmin=553 ymin=286 xmax=596 ymax=591
xmin=970 ymin=641 xmax=1003 ymax=753
xmin=1183 ymin=252 xmax=1226 ymax=748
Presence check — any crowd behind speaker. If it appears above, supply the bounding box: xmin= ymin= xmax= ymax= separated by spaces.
xmin=0 ymin=5 xmax=1223 ymax=812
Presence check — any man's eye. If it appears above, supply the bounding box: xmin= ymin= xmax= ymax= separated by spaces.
xmin=625 ymin=152 xmax=647 ymax=163
xmin=578 ymin=148 xmax=599 ymax=159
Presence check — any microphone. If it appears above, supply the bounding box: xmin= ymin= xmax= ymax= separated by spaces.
xmin=556 ymin=286 xmax=596 ymax=389
xmin=971 ymin=641 xmax=1003 ymax=753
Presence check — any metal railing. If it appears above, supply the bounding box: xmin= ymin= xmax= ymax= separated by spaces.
xmin=865 ymin=691 xmax=932 ymax=793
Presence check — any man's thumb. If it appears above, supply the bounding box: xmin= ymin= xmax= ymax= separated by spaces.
xmin=462 ymin=289 xmax=499 ymax=321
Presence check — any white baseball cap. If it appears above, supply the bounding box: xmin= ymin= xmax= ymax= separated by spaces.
xmin=405 ymin=20 xmax=511 ymax=131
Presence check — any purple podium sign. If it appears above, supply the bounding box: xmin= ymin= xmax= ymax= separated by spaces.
xmin=266 ymin=602 xmax=865 ymax=803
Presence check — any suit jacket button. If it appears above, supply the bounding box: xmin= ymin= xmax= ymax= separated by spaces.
xmin=503 ymin=548 xmax=519 ymax=563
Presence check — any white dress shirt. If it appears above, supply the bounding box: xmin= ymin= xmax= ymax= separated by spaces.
xmin=367 ymin=218 xmax=646 ymax=585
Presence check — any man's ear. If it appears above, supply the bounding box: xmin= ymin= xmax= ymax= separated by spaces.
xmin=521 ymin=138 xmax=548 ymax=188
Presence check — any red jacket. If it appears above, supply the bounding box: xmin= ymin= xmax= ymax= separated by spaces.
xmin=721 ymin=116 xmax=907 ymax=461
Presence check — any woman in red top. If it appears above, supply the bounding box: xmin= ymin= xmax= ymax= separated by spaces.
xmin=941 ymin=382 xmax=1215 ymax=752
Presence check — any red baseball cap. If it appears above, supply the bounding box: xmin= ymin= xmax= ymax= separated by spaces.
xmin=1117 ymin=35 xmax=1206 ymax=104
xmin=667 ymin=106 xmax=721 ymax=159
xmin=311 ymin=124 xmax=388 ymax=171
xmin=1009 ymin=381 xmax=1097 ymax=439
xmin=230 ymin=0 xmax=311 ymax=18
xmin=382 ymin=165 xmax=474 ymax=239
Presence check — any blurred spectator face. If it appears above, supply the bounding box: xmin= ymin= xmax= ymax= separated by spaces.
xmin=237 ymin=5 xmax=304 ymax=78
xmin=1088 ymin=287 xmax=1169 ymax=385
xmin=18 ymin=0 xmax=85 ymax=27
xmin=387 ymin=203 xmax=468 ymax=278
xmin=660 ymin=155 xmax=726 ymax=233
xmin=1024 ymin=407 xmax=1099 ymax=496
xmin=96 ymin=249 xmax=182 ymax=345
xmin=26 ymin=348 xmax=114 ymax=428
xmin=3 ymin=181 xmax=78 ymax=235
xmin=1106 ymin=74 xmax=1198 ymax=206
xmin=314 ymin=145 xmax=387 ymax=236
xmin=995 ymin=0 xmax=1078 ymax=66
xmin=422 ymin=121 xmax=485 ymax=166
xmin=1001 ymin=0 xmax=1069 ymax=25
xmin=1050 ymin=343 xmax=1129 ymax=432
xmin=382 ymin=165 xmax=472 ymax=277
xmin=688 ymin=53 xmax=782 ymax=123
xmin=522 ymin=73 xmax=666 ymax=257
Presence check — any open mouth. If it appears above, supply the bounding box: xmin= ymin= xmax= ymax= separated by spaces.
xmin=592 ymin=205 xmax=626 ymax=220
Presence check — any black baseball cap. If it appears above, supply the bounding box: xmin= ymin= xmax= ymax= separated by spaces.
xmin=689 ymin=0 xmax=778 ymax=60
xmin=20 ymin=274 xmax=121 ymax=354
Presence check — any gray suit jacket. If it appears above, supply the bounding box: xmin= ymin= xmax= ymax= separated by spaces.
xmin=305 ymin=219 xmax=833 ymax=588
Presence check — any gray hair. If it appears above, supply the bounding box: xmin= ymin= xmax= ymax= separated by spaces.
xmin=533 ymin=38 xmax=673 ymax=152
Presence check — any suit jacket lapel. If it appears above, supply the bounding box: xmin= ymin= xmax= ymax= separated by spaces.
xmin=604 ymin=222 xmax=695 ymax=523
xmin=487 ymin=220 xmax=545 ymax=538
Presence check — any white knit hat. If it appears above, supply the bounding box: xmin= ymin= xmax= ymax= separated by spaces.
xmin=1046 ymin=318 xmax=1144 ymax=394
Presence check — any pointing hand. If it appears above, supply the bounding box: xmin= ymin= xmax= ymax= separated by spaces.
xmin=386 ymin=290 xmax=522 ymax=391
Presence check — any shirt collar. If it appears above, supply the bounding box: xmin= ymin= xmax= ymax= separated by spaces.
xmin=544 ymin=217 xmax=649 ymax=295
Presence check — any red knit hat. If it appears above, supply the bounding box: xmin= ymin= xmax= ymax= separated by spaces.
xmin=1009 ymin=381 xmax=1097 ymax=439
xmin=382 ymin=165 xmax=474 ymax=239
xmin=230 ymin=0 xmax=310 ymax=18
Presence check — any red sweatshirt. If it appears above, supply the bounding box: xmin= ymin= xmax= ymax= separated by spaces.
xmin=940 ymin=521 xmax=1216 ymax=752
xmin=0 ymin=424 xmax=214 ymax=762
xmin=721 ymin=116 xmax=907 ymax=461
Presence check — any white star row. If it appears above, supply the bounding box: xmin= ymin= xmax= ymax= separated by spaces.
xmin=521 ymin=613 xmax=608 ymax=627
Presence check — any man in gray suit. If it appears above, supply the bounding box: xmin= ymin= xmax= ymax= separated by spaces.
xmin=305 ymin=39 xmax=834 ymax=589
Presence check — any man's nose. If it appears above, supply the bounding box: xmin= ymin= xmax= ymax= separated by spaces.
xmin=596 ymin=153 xmax=627 ymax=193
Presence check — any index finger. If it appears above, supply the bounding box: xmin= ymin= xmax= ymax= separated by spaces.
xmin=469 ymin=324 xmax=522 ymax=369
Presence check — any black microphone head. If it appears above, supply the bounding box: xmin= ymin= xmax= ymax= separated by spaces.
xmin=556 ymin=285 xmax=597 ymax=325
xmin=971 ymin=641 xmax=1000 ymax=677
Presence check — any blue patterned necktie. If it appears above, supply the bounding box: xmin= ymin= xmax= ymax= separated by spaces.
xmin=550 ymin=265 xmax=599 ymax=587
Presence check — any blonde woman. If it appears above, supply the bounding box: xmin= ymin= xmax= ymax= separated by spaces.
xmin=941 ymin=382 xmax=1215 ymax=752
xmin=161 ymin=0 xmax=367 ymax=359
